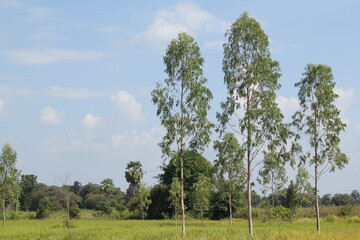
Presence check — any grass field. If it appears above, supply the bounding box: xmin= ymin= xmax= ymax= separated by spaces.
xmin=1 ymin=217 xmax=360 ymax=240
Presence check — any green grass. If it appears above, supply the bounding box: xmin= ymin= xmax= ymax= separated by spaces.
xmin=0 ymin=217 xmax=360 ymax=240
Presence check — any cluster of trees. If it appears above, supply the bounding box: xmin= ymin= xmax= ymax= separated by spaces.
xmin=151 ymin=11 xmax=349 ymax=236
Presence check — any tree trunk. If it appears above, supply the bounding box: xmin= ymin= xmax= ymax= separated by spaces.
xmin=229 ymin=193 xmax=233 ymax=225
xmin=180 ymin=156 xmax=186 ymax=236
xmin=271 ymin=180 xmax=275 ymax=207
xmin=16 ymin=194 xmax=19 ymax=215
xmin=247 ymin=165 xmax=253 ymax=236
xmin=315 ymin=160 xmax=320 ymax=232
xmin=66 ymin=195 xmax=71 ymax=238
xmin=2 ymin=198 xmax=5 ymax=228
xmin=142 ymin=207 xmax=144 ymax=227
xmin=246 ymin=88 xmax=253 ymax=236
xmin=201 ymin=205 xmax=204 ymax=225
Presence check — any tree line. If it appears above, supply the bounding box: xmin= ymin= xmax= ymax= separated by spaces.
xmin=0 ymin=11 xmax=351 ymax=237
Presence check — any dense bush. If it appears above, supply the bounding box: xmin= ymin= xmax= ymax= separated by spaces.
xmin=36 ymin=197 xmax=54 ymax=219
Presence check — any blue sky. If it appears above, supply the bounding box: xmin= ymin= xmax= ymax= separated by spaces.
xmin=0 ymin=0 xmax=359 ymax=195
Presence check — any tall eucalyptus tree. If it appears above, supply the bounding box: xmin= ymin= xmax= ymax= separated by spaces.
xmin=293 ymin=64 xmax=349 ymax=232
xmin=152 ymin=32 xmax=213 ymax=236
xmin=218 ymin=12 xmax=291 ymax=236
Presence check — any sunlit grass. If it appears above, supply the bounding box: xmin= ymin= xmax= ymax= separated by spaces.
xmin=1 ymin=217 xmax=360 ymax=240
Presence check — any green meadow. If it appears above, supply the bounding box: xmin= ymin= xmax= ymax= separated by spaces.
xmin=1 ymin=217 xmax=360 ymax=240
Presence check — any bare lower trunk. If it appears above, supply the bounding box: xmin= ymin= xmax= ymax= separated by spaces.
xmin=201 ymin=205 xmax=204 ymax=225
xmin=66 ymin=196 xmax=71 ymax=238
xmin=180 ymin=157 xmax=186 ymax=236
xmin=315 ymin=161 xmax=320 ymax=232
xmin=16 ymin=195 xmax=19 ymax=215
xmin=229 ymin=193 xmax=233 ymax=225
xmin=2 ymin=198 xmax=5 ymax=228
xmin=247 ymin=171 xmax=253 ymax=236
xmin=142 ymin=208 xmax=144 ymax=227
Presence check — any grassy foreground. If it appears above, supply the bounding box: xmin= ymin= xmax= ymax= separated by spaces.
xmin=0 ymin=218 xmax=360 ymax=240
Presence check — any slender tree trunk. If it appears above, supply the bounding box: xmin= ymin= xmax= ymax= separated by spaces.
xmin=180 ymin=154 xmax=186 ymax=236
xmin=315 ymin=159 xmax=320 ymax=232
xmin=16 ymin=194 xmax=19 ymax=215
xmin=229 ymin=193 xmax=233 ymax=225
xmin=314 ymin=113 xmax=320 ymax=233
xmin=201 ymin=205 xmax=204 ymax=225
xmin=246 ymin=91 xmax=253 ymax=236
xmin=67 ymin=196 xmax=71 ymax=238
xmin=271 ymin=179 xmax=275 ymax=208
xmin=247 ymin=163 xmax=253 ymax=236
xmin=142 ymin=207 xmax=144 ymax=227
xmin=2 ymin=198 xmax=5 ymax=228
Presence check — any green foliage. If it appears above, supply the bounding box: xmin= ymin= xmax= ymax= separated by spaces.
xmin=293 ymin=64 xmax=349 ymax=171
xmin=192 ymin=175 xmax=211 ymax=220
xmin=293 ymin=64 xmax=349 ymax=231
xmin=351 ymin=190 xmax=360 ymax=205
xmin=36 ymin=197 xmax=54 ymax=219
xmin=258 ymin=153 xmax=287 ymax=207
xmin=128 ymin=184 xmax=151 ymax=222
xmin=340 ymin=205 xmax=353 ymax=216
xmin=168 ymin=177 xmax=181 ymax=220
xmin=69 ymin=205 xmax=80 ymax=219
xmin=213 ymin=132 xmax=245 ymax=223
xmin=284 ymin=181 xmax=299 ymax=219
xmin=326 ymin=215 xmax=336 ymax=222
xmin=160 ymin=150 xmax=213 ymax=210
xmin=332 ymin=193 xmax=354 ymax=206
xmin=147 ymin=185 xmax=170 ymax=219
xmin=125 ymin=161 xmax=143 ymax=202
xmin=0 ymin=143 xmax=21 ymax=226
xmin=96 ymin=202 xmax=112 ymax=214
xmin=295 ymin=166 xmax=312 ymax=208
xmin=271 ymin=206 xmax=291 ymax=233
xmin=100 ymin=178 xmax=116 ymax=199
xmin=152 ymin=31 xmax=213 ymax=233
xmin=219 ymin=12 xmax=291 ymax=235
xmin=19 ymin=174 xmax=38 ymax=211
xmin=151 ymin=32 xmax=213 ymax=159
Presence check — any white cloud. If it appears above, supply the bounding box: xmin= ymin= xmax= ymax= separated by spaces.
xmin=43 ymin=134 xmax=107 ymax=154
xmin=0 ymin=98 xmax=5 ymax=116
xmin=0 ymin=0 xmax=25 ymax=8
xmin=334 ymin=87 xmax=355 ymax=125
xmin=0 ymin=84 xmax=34 ymax=97
xmin=29 ymin=27 xmax=66 ymax=42
xmin=47 ymin=86 xmax=111 ymax=99
xmin=0 ymin=74 xmax=27 ymax=80
xmin=82 ymin=113 xmax=102 ymax=128
xmin=111 ymin=90 xmax=145 ymax=122
xmin=134 ymin=1 xmax=229 ymax=48
xmin=276 ymin=96 xmax=299 ymax=118
xmin=27 ymin=7 xmax=55 ymax=21
xmin=4 ymin=47 xmax=105 ymax=65
xmin=112 ymin=126 xmax=163 ymax=151
xmin=40 ymin=106 xmax=63 ymax=125
xmin=334 ymin=87 xmax=354 ymax=114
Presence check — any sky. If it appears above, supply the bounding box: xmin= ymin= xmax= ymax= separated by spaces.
xmin=0 ymin=0 xmax=359 ymax=195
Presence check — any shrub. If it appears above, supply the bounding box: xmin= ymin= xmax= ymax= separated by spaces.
xmin=326 ymin=215 xmax=336 ymax=222
xmin=69 ymin=205 xmax=80 ymax=219
xmin=347 ymin=216 xmax=360 ymax=223
xmin=36 ymin=197 xmax=54 ymax=219
xmin=340 ymin=205 xmax=353 ymax=216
